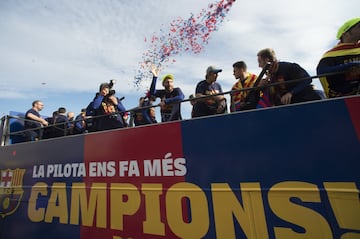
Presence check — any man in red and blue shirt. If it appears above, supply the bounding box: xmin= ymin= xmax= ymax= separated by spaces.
xmin=317 ymin=18 xmax=360 ymax=98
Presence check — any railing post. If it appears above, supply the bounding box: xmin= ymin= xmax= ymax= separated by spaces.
xmin=1 ymin=115 xmax=11 ymax=146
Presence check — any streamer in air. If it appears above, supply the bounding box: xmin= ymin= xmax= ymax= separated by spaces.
xmin=134 ymin=0 xmax=235 ymax=87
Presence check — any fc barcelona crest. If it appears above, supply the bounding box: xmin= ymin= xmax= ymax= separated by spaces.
xmin=0 ymin=168 xmax=25 ymax=218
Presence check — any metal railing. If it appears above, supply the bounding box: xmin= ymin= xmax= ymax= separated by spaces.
xmin=1 ymin=71 xmax=357 ymax=146
xmin=0 ymin=115 xmax=73 ymax=146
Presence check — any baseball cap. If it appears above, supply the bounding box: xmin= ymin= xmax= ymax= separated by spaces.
xmin=336 ymin=18 xmax=360 ymax=39
xmin=206 ymin=65 xmax=222 ymax=74
xmin=162 ymin=74 xmax=174 ymax=83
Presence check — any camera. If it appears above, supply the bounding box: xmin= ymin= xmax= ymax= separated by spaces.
xmin=108 ymin=89 xmax=116 ymax=96
xmin=108 ymin=79 xmax=116 ymax=96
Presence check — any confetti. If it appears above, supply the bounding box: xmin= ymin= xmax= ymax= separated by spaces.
xmin=134 ymin=0 xmax=235 ymax=88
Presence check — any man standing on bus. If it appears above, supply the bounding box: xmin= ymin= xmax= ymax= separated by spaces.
xmin=317 ymin=18 xmax=360 ymax=98
xmin=192 ymin=66 xmax=227 ymax=117
xmin=88 ymin=82 xmax=126 ymax=131
xmin=257 ymin=48 xmax=321 ymax=105
xmin=24 ymin=100 xmax=48 ymax=141
xmin=149 ymin=64 xmax=184 ymax=122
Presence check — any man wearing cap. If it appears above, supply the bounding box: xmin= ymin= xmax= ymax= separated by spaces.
xmin=88 ymin=82 xmax=126 ymax=131
xmin=317 ymin=18 xmax=360 ymax=98
xmin=131 ymin=96 xmax=157 ymax=126
xmin=149 ymin=64 xmax=185 ymax=122
xmin=192 ymin=66 xmax=227 ymax=117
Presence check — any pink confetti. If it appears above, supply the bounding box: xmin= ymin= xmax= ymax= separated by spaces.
xmin=134 ymin=0 xmax=235 ymax=87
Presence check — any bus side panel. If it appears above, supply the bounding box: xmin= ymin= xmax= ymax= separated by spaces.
xmin=81 ymin=123 xmax=185 ymax=239
xmin=181 ymin=99 xmax=360 ymax=238
xmin=0 ymin=136 xmax=84 ymax=239
xmin=0 ymin=96 xmax=359 ymax=239
xmin=345 ymin=96 xmax=360 ymax=141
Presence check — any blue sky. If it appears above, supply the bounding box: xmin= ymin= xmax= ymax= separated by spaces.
xmin=0 ymin=0 xmax=358 ymax=120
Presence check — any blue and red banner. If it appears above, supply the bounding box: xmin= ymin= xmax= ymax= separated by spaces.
xmin=0 ymin=96 xmax=359 ymax=239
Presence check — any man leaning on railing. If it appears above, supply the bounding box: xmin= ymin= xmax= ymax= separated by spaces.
xmin=24 ymin=100 xmax=48 ymax=141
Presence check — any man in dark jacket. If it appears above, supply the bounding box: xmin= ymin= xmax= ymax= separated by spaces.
xmin=149 ymin=65 xmax=184 ymax=122
xmin=88 ymin=82 xmax=126 ymax=131
xmin=257 ymin=48 xmax=321 ymax=106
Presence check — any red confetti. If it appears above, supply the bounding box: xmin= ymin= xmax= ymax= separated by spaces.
xmin=134 ymin=0 xmax=235 ymax=88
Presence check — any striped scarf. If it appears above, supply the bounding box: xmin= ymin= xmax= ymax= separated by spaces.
xmin=231 ymin=73 xmax=257 ymax=111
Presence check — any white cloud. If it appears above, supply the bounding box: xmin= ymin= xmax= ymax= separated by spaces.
xmin=0 ymin=0 xmax=358 ymax=118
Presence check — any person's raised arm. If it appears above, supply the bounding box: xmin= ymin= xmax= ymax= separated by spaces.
xmin=93 ymin=87 xmax=108 ymax=109
xmin=149 ymin=64 xmax=160 ymax=96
